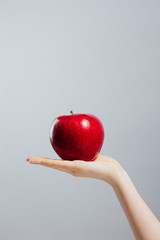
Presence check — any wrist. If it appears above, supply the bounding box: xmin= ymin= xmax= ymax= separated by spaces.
xmin=104 ymin=162 xmax=129 ymax=189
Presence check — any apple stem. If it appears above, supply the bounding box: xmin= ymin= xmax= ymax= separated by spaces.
xmin=70 ymin=110 xmax=74 ymax=115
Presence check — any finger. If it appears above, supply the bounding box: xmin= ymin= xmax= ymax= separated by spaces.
xmin=26 ymin=156 xmax=76 ymax=174
xmin=26 ymin=156 xmax=54 ymax=165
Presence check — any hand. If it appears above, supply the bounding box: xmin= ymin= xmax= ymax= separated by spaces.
xmin=26 ymin=155 xmax=160 ymax=240
xmin=26 ymin=155 xmax=122 ymax=186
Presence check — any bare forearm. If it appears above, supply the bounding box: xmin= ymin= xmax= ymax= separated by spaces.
xmin=27 ymin=154 xmax=160 ymax=239
xmin=109 ymin=167 xmax=160 ymax=240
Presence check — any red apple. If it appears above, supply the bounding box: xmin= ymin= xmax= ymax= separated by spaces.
xmin=49 ymin=111 xmax=104 ymax=161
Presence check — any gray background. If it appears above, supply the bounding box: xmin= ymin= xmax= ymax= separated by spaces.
xmin=0 ymin=0 xmax=160 ymax=239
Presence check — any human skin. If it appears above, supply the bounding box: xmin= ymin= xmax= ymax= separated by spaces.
xmin=26 ymin=155 xmax=160 ymax=240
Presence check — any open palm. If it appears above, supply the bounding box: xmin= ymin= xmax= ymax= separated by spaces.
xmin=26 ymin=154 xmax=121 ymax=185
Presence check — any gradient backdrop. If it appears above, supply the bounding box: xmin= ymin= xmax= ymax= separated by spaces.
xmin=0 ymin=1 xmax=160 ymax=239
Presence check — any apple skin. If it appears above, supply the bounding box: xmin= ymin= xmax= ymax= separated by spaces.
xmin=49 ymin=113 xmax=104 ymax=161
